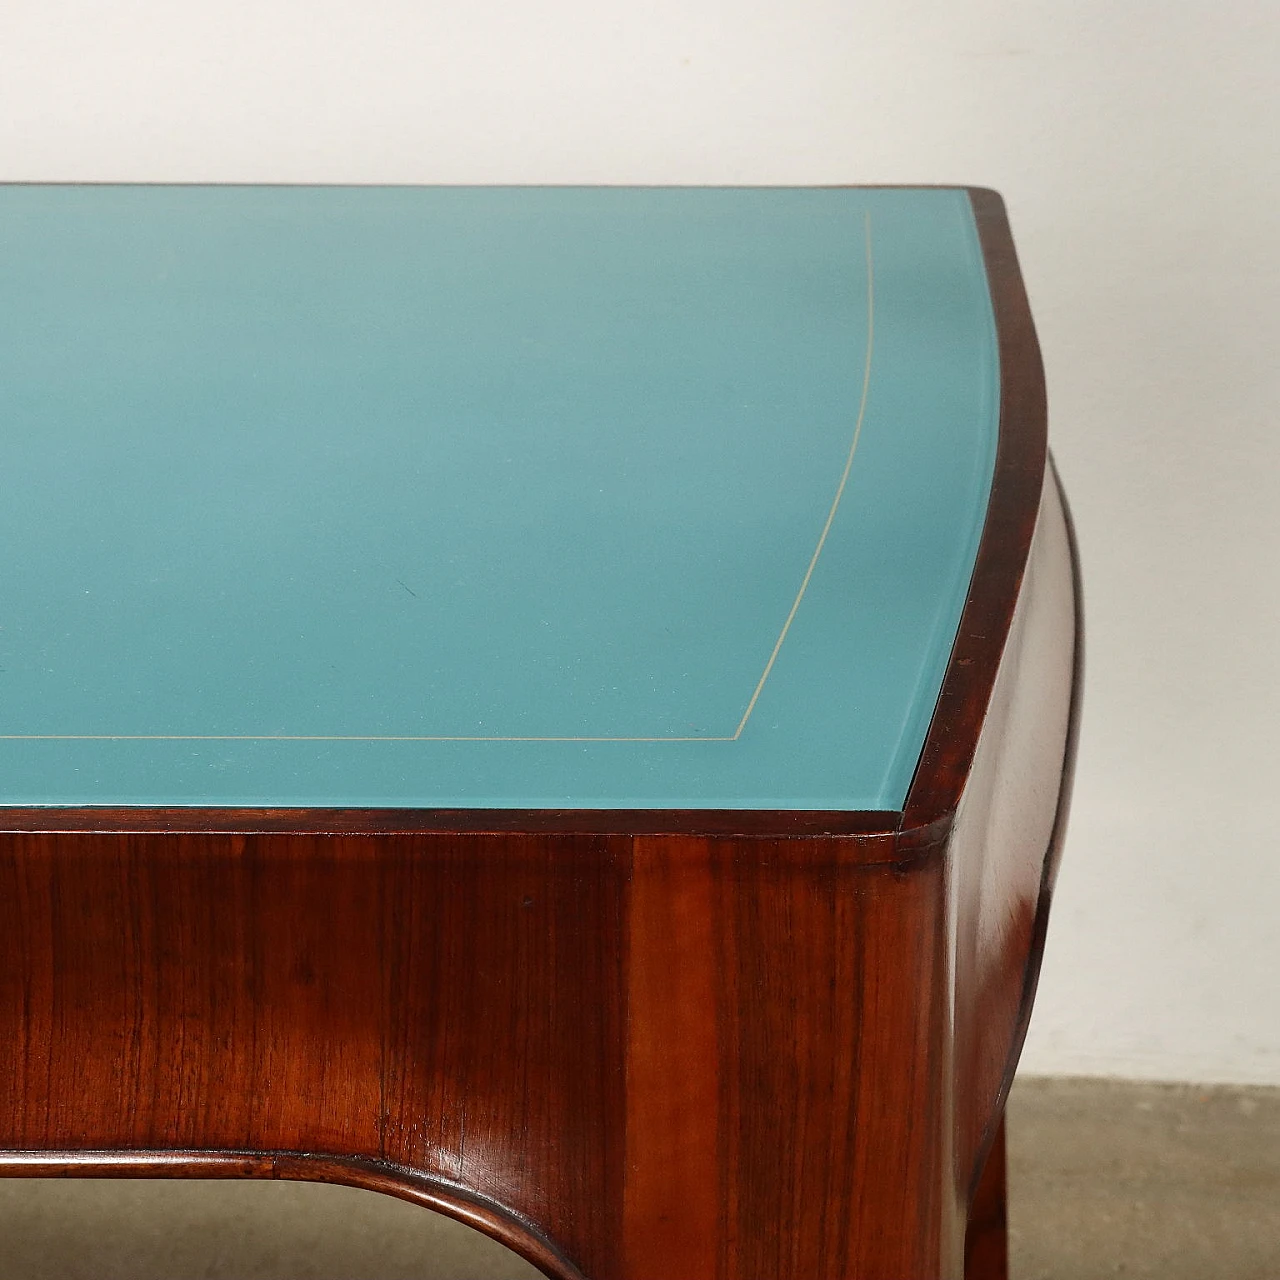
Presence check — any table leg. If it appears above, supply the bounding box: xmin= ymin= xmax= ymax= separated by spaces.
xmin=964 ymin=1115 xmax=1009 ymax=1280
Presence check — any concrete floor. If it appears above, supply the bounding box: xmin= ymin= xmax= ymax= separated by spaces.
xmin=1007 ymin=1077 xmax=1280 ymax=1280
xmin=0 ymin=1078 xmax=1276 ymax=1278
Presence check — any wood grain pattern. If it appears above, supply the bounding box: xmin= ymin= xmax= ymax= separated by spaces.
xmin=964 ymin=1117 xmax=1009 ymax=1280
xmin=623 ymin=839 xmax=719 ymax=1279
xmin=0 ymin=833 xmax=624 ymax=1278
xmin=0 ymin=188 xmax=1080 ymax=1279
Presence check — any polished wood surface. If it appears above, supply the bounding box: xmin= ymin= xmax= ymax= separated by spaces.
xmin=964 ymin=1118 xmax=1009 ymax=1280
xmin=0 ymin=188 xmax=1080 ymax=1279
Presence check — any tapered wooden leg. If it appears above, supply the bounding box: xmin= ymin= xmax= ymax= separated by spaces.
xmin=964 ymin=1116 xmax=1009 ymax=1280
xmin=621 ymin=838 xmax=953 ymax=1280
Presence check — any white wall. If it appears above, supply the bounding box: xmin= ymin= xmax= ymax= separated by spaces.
xmin=2 ymin=0 xmax=1277 ymax=1085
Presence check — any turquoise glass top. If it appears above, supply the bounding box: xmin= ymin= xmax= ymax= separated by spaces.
xmin=0 ymin=185 xmax=998 ymax=810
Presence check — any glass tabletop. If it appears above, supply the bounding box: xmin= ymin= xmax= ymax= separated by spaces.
xmin=0 ymin=185 xmax=997 ymax=809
